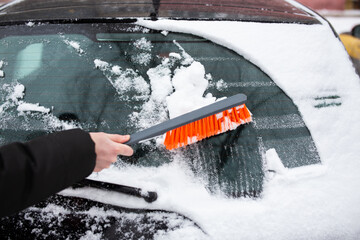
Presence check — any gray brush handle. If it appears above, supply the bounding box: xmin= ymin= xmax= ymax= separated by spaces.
xmin=125 ymin=93 xmax=247 ymax=145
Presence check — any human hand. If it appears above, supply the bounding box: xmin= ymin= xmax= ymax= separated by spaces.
xmin=89 ymin=132 xmax=134 ymax=172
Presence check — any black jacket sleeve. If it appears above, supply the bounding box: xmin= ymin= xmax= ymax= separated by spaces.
xmin=0 ymin=129 xmax=96 ymax=217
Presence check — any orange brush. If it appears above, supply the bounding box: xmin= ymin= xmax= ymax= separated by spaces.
xmin=164 ymin=104 xmax=252 ymax=150
xmin=125 ymin=94 xmax=252 ymax=150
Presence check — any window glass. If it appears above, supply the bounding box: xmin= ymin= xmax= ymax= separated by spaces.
xmin=0 ymin=23 xmax=320 ymax=197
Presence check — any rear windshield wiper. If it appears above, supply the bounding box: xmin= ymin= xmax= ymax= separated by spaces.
xmin=71 ymin=179 xmax=158 ymax=203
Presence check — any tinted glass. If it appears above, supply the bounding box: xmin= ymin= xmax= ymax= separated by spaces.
xmin=0 ymin=22 xmax=320 ymax=197
xmin=353 ymin=25 xmax=360 ymax=38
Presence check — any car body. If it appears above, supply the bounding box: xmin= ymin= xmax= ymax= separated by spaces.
xmin=339 ymin=24 xmax=360 ymax=75
xmin=0 ymin=0 xmax=359 ymax=239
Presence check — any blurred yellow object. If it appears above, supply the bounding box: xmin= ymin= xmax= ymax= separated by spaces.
xmin=339 ymin=34 xmax=360 ymax=60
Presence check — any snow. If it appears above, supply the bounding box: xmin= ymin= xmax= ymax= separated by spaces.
xmin=131 ymin=37 xmax=153 ymax=65
xmin=25 ymin=22 xmax=35 ymax=27
xmin=1 ymin=84 xmax=37 ymax=113
xmin=128 ymin=58 xmax=172 ymax=135
xmin=166 ymin=61 xmax=216 ymax=119
xmin=79 ymin=231 xmax=102 ymax=240
xmin=94 ymin=59 xmax=150 ymax=101
xmin=161 ymin=30 xmax=169 ymax=36
xmin=63 ymin=39 xmax=84 ymax=54
xmin=0 ymin=83 xmax=80 ymax=131
xmin=169 ymin=52 xmax=181 ymax=59
xmin=39 ymin=204 xmax=71 ymax=216
xmin=17 ymin=102 xmax=50 ymax=113
xmin=94 ymin=59 xmax=109 ymax=69
xmin=146 ymin=61 xmax=173 ymax=103
xmin=0 ymin=60 xmax=4 ymax=78
xmin=214 ymin=79 xmax=227 ymax=90
xmin=173 ymin=40 xmax=194 ymax=65
xmin=131 ymin=52 xmax=152 ymax=66
xmin=8 ymin=83 xmax=24 ymax=102
xmin=0 ymin=83 xmax=24 ymax=113
xmin=133 ymin=37 xmax=152 ymax=51
xmin=265 ymin=148 xmax=287 ymax=175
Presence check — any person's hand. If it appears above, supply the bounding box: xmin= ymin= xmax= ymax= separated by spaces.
xmin=89 ymin=132 xmax=134 ymax=172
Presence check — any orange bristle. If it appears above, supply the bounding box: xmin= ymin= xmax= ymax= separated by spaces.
xmin=164 ymin=104 xmax=252 ymax=150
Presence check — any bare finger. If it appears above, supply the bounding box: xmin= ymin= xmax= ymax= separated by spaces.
xmin=108 ymin=134 xmax=130 ymax=144
xmin=114 ymin=143 xmax=134 ymax=156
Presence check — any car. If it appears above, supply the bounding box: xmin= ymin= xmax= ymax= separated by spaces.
xmin=0 ymin=0 xmax=359 ymax=239
xmin=339 ymin=24 xmax=360 ymax=75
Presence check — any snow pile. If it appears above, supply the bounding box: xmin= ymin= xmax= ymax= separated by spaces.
xmin=166 ymin=61 xmax=216 ymax=119
xmin=146 ymin=61 xmax=173 ymax=102
xmin=130 ymin=58 xmax=173 ymax=131
xmin=17 ymin=102 xmax=50 ymax=113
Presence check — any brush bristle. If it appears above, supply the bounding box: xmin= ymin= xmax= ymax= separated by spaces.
xmin=164 ymin=104 xmax=252 ymax=150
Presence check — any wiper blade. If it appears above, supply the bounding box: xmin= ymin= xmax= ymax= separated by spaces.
xmin=72 ymin=179 xmax=158 ymax=203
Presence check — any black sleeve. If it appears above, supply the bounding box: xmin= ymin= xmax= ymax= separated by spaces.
xmin=0 ymin=129 xmax=96 ymax=217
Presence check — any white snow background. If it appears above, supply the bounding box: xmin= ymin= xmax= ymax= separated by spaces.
xmin=59 ymin=2 xmax=360 ymax=240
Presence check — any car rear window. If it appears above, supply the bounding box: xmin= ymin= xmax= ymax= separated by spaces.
xmin=0 ymin=22 xmax=321 ymax=197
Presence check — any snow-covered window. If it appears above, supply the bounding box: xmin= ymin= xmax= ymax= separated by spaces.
xmin=0 ymin=23 xmax=320 ymax=197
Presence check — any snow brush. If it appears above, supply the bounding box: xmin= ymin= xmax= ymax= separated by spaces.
xmin=125 ymin=93 xmax=252 ymax=150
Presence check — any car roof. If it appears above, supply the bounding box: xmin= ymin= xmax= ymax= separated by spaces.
xmin=0 ymin=0 xmax=320 ymax=24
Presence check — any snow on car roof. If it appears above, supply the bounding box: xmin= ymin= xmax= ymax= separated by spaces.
xmin=0 ymin=0 xmax=320 ymax=24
